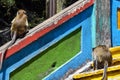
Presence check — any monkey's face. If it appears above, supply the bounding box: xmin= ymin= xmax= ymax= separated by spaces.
xmin=17 ymin=9 xmax=26 ymax=16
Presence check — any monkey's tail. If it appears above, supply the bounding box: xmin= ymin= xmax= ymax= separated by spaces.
xmin=102 ymin=61 xmax=108 ymax=80
xmin=0 ymin=31 xmax=17 ymax=70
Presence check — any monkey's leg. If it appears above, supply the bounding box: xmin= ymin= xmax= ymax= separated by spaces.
xmin=10 ymin=31 xmax=17 ymax=44
xmin=94 ymin=60 xmax=98 ymax=70
xmin=93 ymin=60 xmax=98 ymax=70
xmin=0 ymin=31 xmax=17 ymax=70
xmin=93 ymin=60 xmax=96 ymax=70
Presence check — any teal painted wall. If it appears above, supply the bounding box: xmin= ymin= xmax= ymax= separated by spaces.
xmin=92 ymin=2 xmax=96 ymax=48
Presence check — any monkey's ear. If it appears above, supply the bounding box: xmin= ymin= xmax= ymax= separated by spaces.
xmin=23 ymin=11 xmax=26 ymax=14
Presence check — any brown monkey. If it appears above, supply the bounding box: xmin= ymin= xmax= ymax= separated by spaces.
xmin=92 ymin=45 xmax=112 ymax=80
xmin=0 ymin=9 xmax=29 ymax=69
xmin=11 ymin=9 xmax=28 ymax=38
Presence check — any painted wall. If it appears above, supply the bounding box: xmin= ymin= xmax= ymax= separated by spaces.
xmin=111 ymin=0 xmax=120 ymax=46
xmin=44 ymin=5 xmax=94 ymax=80
xmin=0 ymin=0 xmax=94 ymax=80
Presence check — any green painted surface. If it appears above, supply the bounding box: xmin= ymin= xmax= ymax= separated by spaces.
xmin=10 ymin=28 xmax=81 ymax=80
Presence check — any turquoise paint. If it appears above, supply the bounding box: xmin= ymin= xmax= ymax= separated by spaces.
xmin=92 ymin=3 xmax=96 ymax=47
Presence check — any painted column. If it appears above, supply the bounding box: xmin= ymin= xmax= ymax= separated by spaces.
xmin=56 ymin=0 xmax=65 ymax=13
xmin=46 ymin=0 xmax=56 ymax=18
xmin=96 ymin=0 xmax=111 ymax=47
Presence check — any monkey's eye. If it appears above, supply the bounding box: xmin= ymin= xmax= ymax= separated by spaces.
xmin=18 ymin=12 xmax=20 ymax=14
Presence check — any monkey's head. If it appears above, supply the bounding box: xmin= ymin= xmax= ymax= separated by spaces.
xmin=93 ymin=45 xmax=108 ymax=51
xmin=17 ymin=9 xmax=26 ymax=16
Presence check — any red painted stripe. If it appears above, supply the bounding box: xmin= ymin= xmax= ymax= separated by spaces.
xmin=0 ymin=0 xmax=94 ymax=59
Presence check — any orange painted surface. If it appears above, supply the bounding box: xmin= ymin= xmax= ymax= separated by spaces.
xmin=118 ymin=8 xmax=120 ymax=29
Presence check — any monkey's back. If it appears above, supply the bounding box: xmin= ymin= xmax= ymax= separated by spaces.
xmin=93 ymin=45 xmax=112 ymax=69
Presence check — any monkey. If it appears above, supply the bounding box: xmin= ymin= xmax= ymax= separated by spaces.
xmin=92 ymin=45 xmax=112 ymax=80
xmin=11 ymin=9 xmax=29 ymax=38
xmin=0 ymin=9 xmax=29 ymax=70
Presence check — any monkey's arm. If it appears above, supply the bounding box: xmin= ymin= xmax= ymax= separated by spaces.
xmin=26 ymin=19 xmax=28 ymax=27
xmin=11 ymin=18 xmax=16 ymax=24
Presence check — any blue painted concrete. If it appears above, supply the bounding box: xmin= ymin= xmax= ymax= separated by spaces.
xmin=111 ymin=0 xmax=120 ymax=46
xmin=44 ymin=5 xmax=93 ymax=80
xmin=0 ymin=4 xmax=94 ymax=80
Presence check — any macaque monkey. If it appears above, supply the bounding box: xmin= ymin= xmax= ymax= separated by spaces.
xmin=11 ymin=9 xmax=29 ymax=38
xmin=0 ymin=9 xmax=29 ymax=69
xmin=92 ymin=45 xmax=112 ymax=80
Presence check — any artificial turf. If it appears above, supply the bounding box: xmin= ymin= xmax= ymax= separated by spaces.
xmin=10 ymin=28 xmax=81 ymax=80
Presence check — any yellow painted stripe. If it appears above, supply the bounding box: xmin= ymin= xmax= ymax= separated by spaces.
xmin=109 ymin=46 xmax=120 ymax=53
xmin=118 ymin=8 xmax=120 ymax=29
xmin=73 ymin=65 xmax=120 ymax=79
xmin=109 ymin=46 xmax=120 ymax=64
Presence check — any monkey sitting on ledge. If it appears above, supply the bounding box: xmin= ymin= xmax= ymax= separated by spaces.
xmin=92 ymin=45 xmax=112 ymax=80
xmin=0 ymin=9 xmax=29 ymax=70
xmin=11 ymin=9 xmax=29 ymax=38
